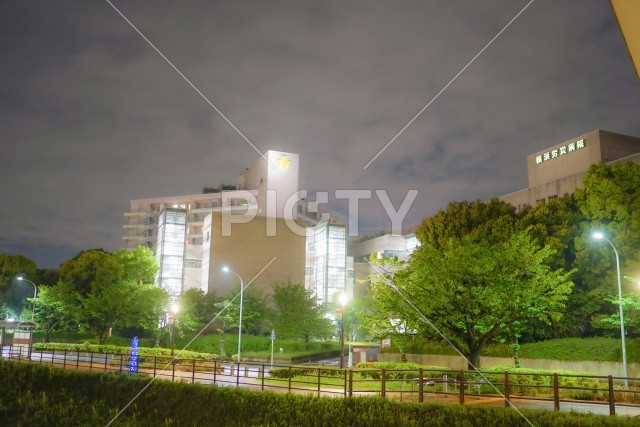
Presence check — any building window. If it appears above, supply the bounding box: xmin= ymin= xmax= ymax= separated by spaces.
xmin=548 ymin=195 xmax=558 ymax=200
xmin=536 ymin=198 xmax=546 ymax=205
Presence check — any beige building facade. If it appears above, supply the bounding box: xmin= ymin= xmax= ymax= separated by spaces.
xmin=123 ymin=150 xmax=349 ymax=302
xmin=500 ymin=129 xmax=640 ymax=211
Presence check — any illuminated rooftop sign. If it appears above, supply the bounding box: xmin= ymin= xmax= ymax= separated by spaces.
xmin=535 ymin=139 xmax=585 ymax=165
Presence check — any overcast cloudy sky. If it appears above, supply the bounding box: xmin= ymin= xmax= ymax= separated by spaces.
xmin=1 ymin=0 xmax=639 ymax=269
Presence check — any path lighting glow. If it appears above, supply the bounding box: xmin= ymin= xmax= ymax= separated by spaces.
xmin=592 ymin=231 xmax=628 ymax=387
xmin=17 ymin=276 xmax=37 ymax=322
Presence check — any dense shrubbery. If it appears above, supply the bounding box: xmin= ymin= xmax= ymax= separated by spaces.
xmin=355 ymin=361 xmax=451 ymax=380
xmin=32 ymin=342 xmax=218 ymax=360
xmin=381 ymin=337 xmax=640 ymax=363
xmin=270 ymin=366 xmax=346 ymax=379
xmin=1 ymin=360 xmax=637 ymax=426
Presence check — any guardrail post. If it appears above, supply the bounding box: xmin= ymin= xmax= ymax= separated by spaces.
xmin=213 ymin=361 xmax=218 ymax=384
xmin=261 ymin=364 xmax=265 ymax=390
xmin=63 ymin=350 xmax=67 ymax=369
xmin=119 ymin=354 xmax=124 ymax=373
xmin=317 ymin=367 xmax=321 ymax=397
xmin=459 ymin=370 xmax=465 ymax=404
xmin=343 ymin=369 xmax=347 ymax=396
xmin=349 ymin=369 xmax=353 ymax=397
xmin=192 ymin=359 xmax=196 ymax=383
xmin=608 ymin=375 xmax=616 ymax=416
xmin=419 ymin=368 xmax=424 ymax=403
xmin=171 ymin=358 xmax=176 ymax=382
xmin=104 ymin=353 xmax=108 ymax=372
xmin=76 ymin=350 xmax=79 ymax=369
xmin=553 ymin=373 xmax=560 ymax=411
xmin=89 ymin=352 xmax=93 ymax=371
xmin=288 ymin=366 xmax=292 ymax=392
xmin=504 ymin=372 xmax=510 ymax=407
xmin=381 ymin=369 xmax=386 ymax=398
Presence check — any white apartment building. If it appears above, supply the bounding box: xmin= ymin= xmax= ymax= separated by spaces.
xmin=123 ymin=150 xmax=350 ymax=302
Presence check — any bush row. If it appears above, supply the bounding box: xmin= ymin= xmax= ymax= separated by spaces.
xmin=31 ymin=342 xmax=218 ymax=360
xmin=381 ymin=337 xmax=640 ymax=363
xmin=1 ymin=360 xmax=637 ymax=426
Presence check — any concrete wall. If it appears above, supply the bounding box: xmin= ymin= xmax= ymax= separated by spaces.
xmin=207 ymin=212 xmax=306 ymax=297
xmin=379 ymin=352 xmax=640 ymax=377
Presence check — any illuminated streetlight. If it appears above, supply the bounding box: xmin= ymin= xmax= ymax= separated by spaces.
xmin=223 ymin=266 xmax=244 ymax=368
xmin=592 ymin=231 xmax=628 ymax=387
xmin=169 ymin=303 xmax=179 ymax=356
xmin=17 ymin=276 xmax=37 ymax=322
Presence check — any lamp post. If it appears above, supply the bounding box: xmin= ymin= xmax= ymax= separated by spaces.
xmin=17 ymin=276 xmax=37 ymax=322
xmin=223 ymin=266 xmax=244 ymax=368
xmin=169 ymin=303 xmax=179 ymax=356
xmin=337 ymin=294 xmax=348 ymax=369
xmin=592 ymin=231 xmax=628 ymax=386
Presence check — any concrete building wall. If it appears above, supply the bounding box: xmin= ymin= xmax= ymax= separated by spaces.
xmin=501 ymin=130 xmax=640 ymax=211
xmin=236 ymin=150 xmax=300 ymax=218
xmin=350 ymin=234 xmax=408 ymax=259
xmin=206 ymin=212 xmax=306 ymax=297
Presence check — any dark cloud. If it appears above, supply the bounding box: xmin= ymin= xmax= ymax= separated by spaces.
xmin=1 ymin=0 xmax=639 ymax=268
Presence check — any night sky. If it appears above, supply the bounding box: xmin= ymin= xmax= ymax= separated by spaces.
xmin=1 ymin=1 xmax=639 ymax=269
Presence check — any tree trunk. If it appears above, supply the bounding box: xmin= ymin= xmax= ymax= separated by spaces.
xmin=468 ymin=347 xmax=481 ymax=370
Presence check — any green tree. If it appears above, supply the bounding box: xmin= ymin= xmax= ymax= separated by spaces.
xmin=270 ymin=281 xmax=332 ymax=342
xmin=217 ymin=285 xmax=271 ymax=336
xmin=32 ymin=284 xmax=78 ymax=342
xmin=0 ymin=254 xmax=38 ymax=313
xmin=359 ymin=256 xmax=419 ymax=362
xmin=372 ymin=230 xmax=573 ymax=369
xmin=515 ymin=195 xmax=586 ymax=339
xmin=59 ymin=249 xmax=120 ymax=296
xmin=416 ymin=198 xmax=516 ymax=250
xmin=53 ymin=246 xmax=167 ymax=343
xmin=176 ymin=288 xmax=220 ymax=330
xmin=573 ymin=161 xmax=640 ymax=337
xmin=575 ymin=162 xmax=640 ymax=252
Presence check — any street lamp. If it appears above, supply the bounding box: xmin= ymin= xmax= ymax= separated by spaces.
xmin=592 ymin=231 xmax=628 ymax=386
xmin=169 ymin=303 xmax=179 ymax=356
xmin=223 ymin=266 xmax=244 ymax=367
xmin=17 ymin=276 xmax=37 ymax=322
xmin=337 ymin=294 xmax=348 ymax=369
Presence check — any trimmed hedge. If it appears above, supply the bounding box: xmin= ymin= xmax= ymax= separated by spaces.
xmin=381 ymin=337 xmax=640 ymax=363
xmin=32 ymin=342 xmax=218 ymax=360
xmin=1 ymin=360 xmax=638 ymax=426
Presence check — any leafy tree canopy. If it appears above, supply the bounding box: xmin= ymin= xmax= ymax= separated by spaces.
xmin=270 ymin=281 xmax=333 ymax=342
xmin=368 ymin=230 xmax=573 ymax=369
xmin=416 ymin=198 xmax=516 ymax=249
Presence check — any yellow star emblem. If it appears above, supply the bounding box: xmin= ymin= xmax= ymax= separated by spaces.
xmin=277 ymin=154 xmax=292 ymax=171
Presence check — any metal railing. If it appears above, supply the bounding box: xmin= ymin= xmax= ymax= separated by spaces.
xmin=3 ymin=345 xmax=640 ymax=416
